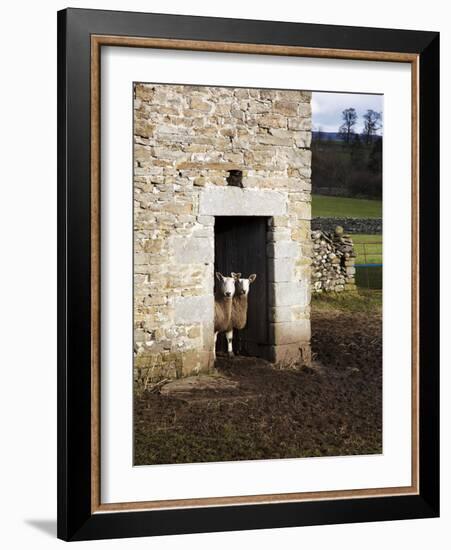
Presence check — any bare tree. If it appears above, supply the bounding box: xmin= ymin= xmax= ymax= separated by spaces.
xmin=363 ymin=109 xmax=382 ymax=144
xmin=339 ymin=108 xmax=358 ymax=143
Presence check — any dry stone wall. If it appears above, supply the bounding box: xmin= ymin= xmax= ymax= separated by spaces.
xmin=312 ymin=217 xmax=382 ymax=235
xmin=311 ymin=227 xmax=357 ymax=293
xmin=134 ymin=83 xmax=313 ymax=385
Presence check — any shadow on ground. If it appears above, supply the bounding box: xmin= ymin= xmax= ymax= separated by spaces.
xmin=25 ymin=519 xmax=57 ymax=538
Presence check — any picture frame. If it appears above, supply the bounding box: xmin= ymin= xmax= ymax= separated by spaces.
xmin=57 ymin=7 xmax=439 ymax=541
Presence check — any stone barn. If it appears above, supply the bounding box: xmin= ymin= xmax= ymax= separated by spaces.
xmin=134 ymin=83 xmax=312 ymax=384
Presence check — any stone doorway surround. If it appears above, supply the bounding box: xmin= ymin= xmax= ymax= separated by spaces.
xmin=200 ymin=186 xmax=311 ymax=363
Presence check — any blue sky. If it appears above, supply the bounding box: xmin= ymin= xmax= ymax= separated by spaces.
xmin=312 ymin=92 xmax=383 ymax=135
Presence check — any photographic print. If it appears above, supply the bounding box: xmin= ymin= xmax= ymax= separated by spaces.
xmin=133 ymin=83 xmax=383 ymax=466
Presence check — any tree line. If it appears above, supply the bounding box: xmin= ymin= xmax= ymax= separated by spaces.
xmin=311 ymin=107 xmax=383 ymax=199
xmin=338 ymin=108 xmax=382 ymax=144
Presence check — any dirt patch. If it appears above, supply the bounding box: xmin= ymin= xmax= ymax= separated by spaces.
xmin=134 ymin=301 xmax=382 ymax=465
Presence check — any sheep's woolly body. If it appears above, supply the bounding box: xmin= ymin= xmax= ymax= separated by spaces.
xmin=231 ymin=295 xmax=248 ymax=330
xmin=214 ymin=295 xmax=233 ymax=333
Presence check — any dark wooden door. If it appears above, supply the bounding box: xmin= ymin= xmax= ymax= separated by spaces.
xmin=214 ymin=217 xmax=268 ymax=356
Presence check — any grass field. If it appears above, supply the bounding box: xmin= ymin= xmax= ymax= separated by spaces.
xmin=352 ymin=234 xmax=382 ymax=265
xmin=355 ymin=266 xmax=383 ymax=289
xmin=312 ymin=195 xmax=382 ymax=218
xmin=312 ymin=288 xmax=382 ymax=313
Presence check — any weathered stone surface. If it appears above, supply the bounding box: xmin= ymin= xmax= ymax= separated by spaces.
xmin=197 ymin=215 xmax=215 ymax=226
xmin=269 ymin=305 xmax=309 ymax=323
xmin=311 ymin=217 xmax=382 ymax=234
xmin=273 ymin=100 xmax=299 ymax=116
xmin=133 ymin=83 xmax=312 ymax=383
xmin=174 ymin=295 xmax=213 ymax=323
xmin=199 ymin=188 xmax=287 ymax=216
xmin=267 ymin=241 xmax=299 ymax=259
xmin=269 ymin=320 xmax=311 ymax=345
xmin=269 ymin=282 xmax=309 ymax=307
xmin=269 ymin=306 xmax=293 ymax=323
xmin=268 ymin=342 xmax=311 ymax=365
xmin=160 ymin=374 xmax=239 ymax=397
xmin=171 ymin=235 xmax=213 ymax=264
xmin=288 ymin=201 xmax=311 ymax=220
xmin=267 ymin=258 xmax=295 ymax=282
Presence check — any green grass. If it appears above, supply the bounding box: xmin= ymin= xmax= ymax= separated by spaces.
xmin=352 ymin=234 xmax=382 ymax=265
xmin=355 ymin=266 xmax=383 ymax=290
xmin=312 ymin=195 xmax=382 ymax=218
xmin=312 ymin=288 xmax=382 ymax=313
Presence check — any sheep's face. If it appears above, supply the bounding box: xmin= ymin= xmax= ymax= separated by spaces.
xmin=215 ymin=272 xmax=236 ymax=298
xmin=231 ymin=273 xmax=257 ymax=296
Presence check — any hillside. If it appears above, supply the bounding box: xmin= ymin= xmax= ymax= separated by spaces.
xmin=312 ymin=195 xmax=382 ymax=218
xmin=311 ymin=136 xmax=382 ymax=199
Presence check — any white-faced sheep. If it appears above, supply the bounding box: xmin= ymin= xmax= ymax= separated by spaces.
xmin=213 ymin=272 xmax=236 ymax=360
xmin=225 ymin=272 xmax=257 ymax=357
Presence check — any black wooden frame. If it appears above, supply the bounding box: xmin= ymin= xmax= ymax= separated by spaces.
xmin=57 ymin=7 xmax=439 ymax=541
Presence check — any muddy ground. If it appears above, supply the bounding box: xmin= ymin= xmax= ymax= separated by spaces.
xmin=134 ymin=293 xmax=382 ymax=465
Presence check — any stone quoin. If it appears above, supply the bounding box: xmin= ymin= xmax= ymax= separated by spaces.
xmin=134 ymin=84 xmax=313 ymax=384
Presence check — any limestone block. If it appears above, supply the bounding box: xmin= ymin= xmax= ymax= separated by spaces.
xmin=268 ymin=342 xmax=311 ymax=365
xmin=269 ymin=320 xmax=311 ymax=345
xmin=255 ymin=113 xmax=288 ymax=129
xmin=255 ymin=134 xmax=293 ymax=147
xmin=174 ymin=295 xmax=213 ymax=323
xmin=277 ymin=148 xmax=312 ymax=168
xmin=269 ymin=281 xmax=309 ymax=307
xmin=273 ymin=100 xmax=298 ymax=116
xmin=288 ymin=117 xmax=311 ymax=131
xmin=294 ymin=131 xmax=312 ymax=148
xmin=288 ymin=201 xmax=311 ymax=220
xmin=202 ymin=321 xmax=215 ymax=350
xmin=190 ymin=97 xmax=212 ymax=112
xmin=171 ymin=235 xmax=213 ymax=264
xmin=134 ymin=83 xmax=154 ymax=101
xmin=197 ymin=215 xmax=215 ymax=226
xmin=267 ymin=227 xmax=291 ymax=242
xmin=268 ymin=258 xmax=295 ymax=282
xmin=199 ymin=188 xmax=287 ymax=216
xmin=266 ymin=241 xmax=299 ymax=259
xmin=268 ymin=306 xmax=292 ymax=323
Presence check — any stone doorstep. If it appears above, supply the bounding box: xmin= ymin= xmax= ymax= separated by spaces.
xmin=160 ymin=374 xmax=239 ymax=396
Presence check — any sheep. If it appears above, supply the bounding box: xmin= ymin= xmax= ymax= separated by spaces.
xmin=213 ymin=272 xmax=236 ymax=361
xmin=225 ymin=272 xmax=257 ymax=357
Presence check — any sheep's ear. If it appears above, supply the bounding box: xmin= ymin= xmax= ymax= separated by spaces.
xmin=248 ymin=274 xmax=257 ymax=283
xmin=216 ymin=272 xmax=224 ymax=281
xmin=231 ymin=272 xmax=241 ymax=279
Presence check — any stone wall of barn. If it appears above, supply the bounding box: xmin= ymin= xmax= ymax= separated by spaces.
xmin=134 ymin=83 xmax=313 ymax=385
